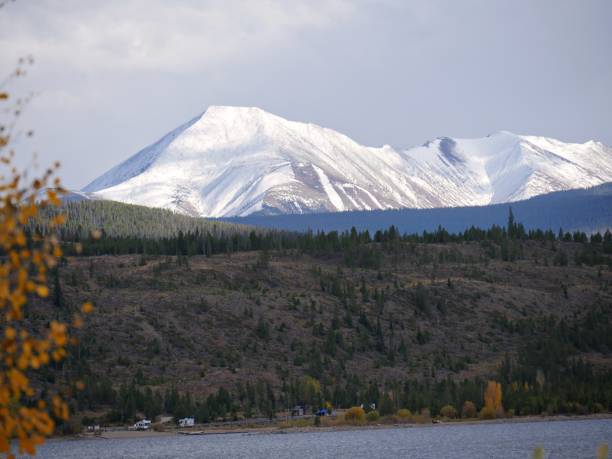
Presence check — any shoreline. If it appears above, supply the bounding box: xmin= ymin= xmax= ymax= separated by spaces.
xmin=70 ymin=413 xmax=612 ymax=441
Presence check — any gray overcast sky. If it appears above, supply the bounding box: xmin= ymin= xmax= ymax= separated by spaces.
xmin=1 ymin=0 xmax=611 ymax=189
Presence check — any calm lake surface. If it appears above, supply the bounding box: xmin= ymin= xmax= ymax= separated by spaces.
xmin=34 ymin=418 xmax=611 ymax=459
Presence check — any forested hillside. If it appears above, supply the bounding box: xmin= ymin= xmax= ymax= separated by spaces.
xmin=36 ymin=200 xmax=255 ymax=240
xmin=34 ymin=199 xmax=612 ymax=261
xmin=30 ymin=211 xmax=612 ymax=427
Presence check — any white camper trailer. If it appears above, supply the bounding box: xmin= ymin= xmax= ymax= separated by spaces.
xmin=178 ymin=417 xmax=195 ymax=428
xmin=131 ymin=419 xmax=151 ymax=431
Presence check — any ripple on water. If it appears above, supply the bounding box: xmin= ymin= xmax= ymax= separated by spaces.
xmin=32 ymin=418 xmax=612 ymax=459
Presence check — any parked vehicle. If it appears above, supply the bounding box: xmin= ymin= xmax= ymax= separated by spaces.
xmin=178 ymin=417 xmax=195 ymax=428
xmin=130 ymin=419 xmax=151 ymax=431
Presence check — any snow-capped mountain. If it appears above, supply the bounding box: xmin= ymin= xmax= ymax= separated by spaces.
xmin=83 ymin=106 xmax=612 ymax=217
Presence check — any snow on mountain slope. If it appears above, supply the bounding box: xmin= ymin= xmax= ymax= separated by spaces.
xmin=82 ymin=106 xmax=612 ymax=217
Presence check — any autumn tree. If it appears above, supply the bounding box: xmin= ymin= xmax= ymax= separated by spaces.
xmin=300 ymin=376 xmax=321 ymax=410
xmin=439 ymin=404 xmax=457 ymax=419
xmin=0 ymin=59 xmax=92 ymax=458
xmin=480 ymin=380 xmax=504 ymax=419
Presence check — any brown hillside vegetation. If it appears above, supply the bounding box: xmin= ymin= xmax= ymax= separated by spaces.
xmin=28 ymin=238 xmax=612 ymax=421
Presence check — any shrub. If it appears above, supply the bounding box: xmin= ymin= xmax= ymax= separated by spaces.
xmin=397 ymin=409 xmax=412 ymax=419
xmin=412 ymin=408 xmax=431 ymax=424
xmin=461 ymin=401 xmax=477 ymax=418
xmin=366 ymin=410 xmax=380 ymax=422
xmin=440 ymin=404 xmax=457 ymax=419
xmin=479 ymin=406 xmax=496 ymax=420
xmin=592 ymin=403 xmax=604 ymax=414
xmin=152 ymin=423 xmax=165 ymax=432
xmin=344 ymin=407 xmax=366 ymax=425
xmin=392 ymin=409 xmax=414 ymax=424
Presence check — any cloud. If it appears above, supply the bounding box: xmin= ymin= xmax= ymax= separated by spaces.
xmin=0 ymin=0 xmax=355 ymax=73
xmin=1 ymin=0 xmax=610 ymax=190
xmin=0 ymin=0 xmax=359 ymax=187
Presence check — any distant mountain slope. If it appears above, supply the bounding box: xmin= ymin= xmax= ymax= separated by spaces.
xmin=82 ymin=106 xmax=612 ymax=217
xmin=225 ymin=183 xmax=612 ymax=234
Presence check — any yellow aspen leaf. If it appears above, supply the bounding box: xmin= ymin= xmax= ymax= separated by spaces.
xmin=16 ymin=356 xmax=29 ymax=370
xmin=46 ymin=190 xmax=60 ymax=207
xmin=9 ymin=251 xmax=20 ymax=267
xmin=72 ymin=316 xmax=83 ymax=328
xmin=597 ymin=444 xmax=609 ymax=459
xmin=15 ymin=232 xmax=26 ymax=246
xmin=30 ymin=357 xmax=40 ymax=369
xmin=25 ymin=280 xmax=35 ymax=292
xmin=35 ymin=285 xmax=49 ymax=298
xmin=81 ymin=302 xmax=94 ymax=313
xmin=52 ymin=214 xmax=65 ymax=225
xmin=4 ymin=327 xmax=16 ymax=340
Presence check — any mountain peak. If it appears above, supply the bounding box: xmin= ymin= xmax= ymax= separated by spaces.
xmin=204 ymin=105 xmax=271 ymax=117
xmin=83 ymin=109 xmax=612 ymax=218
xmin=200 ymin=105 xmax=285 ymax=126
xmin=487 ymin=130 xmax=519 ymax=138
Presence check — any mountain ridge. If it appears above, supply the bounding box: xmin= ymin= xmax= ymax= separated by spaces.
xmin=224 ymin=181 xmax=612 ymax=235
xmin=83 ymin=106 xmax=612 ymax=217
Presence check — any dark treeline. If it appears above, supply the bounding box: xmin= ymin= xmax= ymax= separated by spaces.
xmin=33 ymin=207 xmax=612 ymax=266
xmin=76 ymin=357 xmax=612 ymax=425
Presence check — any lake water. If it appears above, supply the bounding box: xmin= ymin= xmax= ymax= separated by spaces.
xmin=33 ymin=418 xmax=611 ymax=459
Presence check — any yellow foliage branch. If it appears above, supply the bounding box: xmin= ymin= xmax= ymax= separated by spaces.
xmin=0 ymin=70 xmax=92 ymax=458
